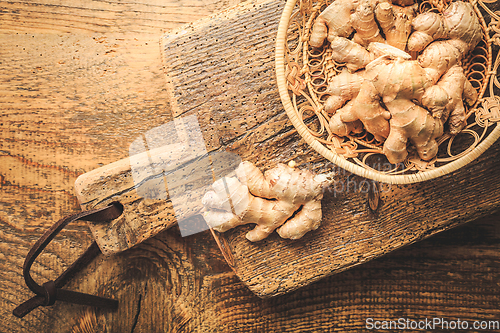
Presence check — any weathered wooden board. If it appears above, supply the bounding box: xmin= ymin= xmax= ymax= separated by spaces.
xmin=75 ymin=140 xmax=241 ymax=254
xmin=159 ymin=0 xmax=500 ymax=297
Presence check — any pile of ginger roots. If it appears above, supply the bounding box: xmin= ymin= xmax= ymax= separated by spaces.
xmin=313 ymin=0 xmax=482 ymax=163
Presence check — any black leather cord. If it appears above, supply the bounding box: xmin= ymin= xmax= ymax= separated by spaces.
xmin=13 ymin=202 xmax=123 ymax=318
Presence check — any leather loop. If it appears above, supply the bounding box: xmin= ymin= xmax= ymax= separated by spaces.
xmin=13 ymin=202 xmax=123 ymax=318
xmin=42 ymin=281 xmax=57 ymax=306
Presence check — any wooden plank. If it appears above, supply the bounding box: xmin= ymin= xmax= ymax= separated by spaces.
xmin=0 ymin=0 xmax=245 ymax=34
xmin=0 ymin=0 xmax=246 ymax=331
xmin=160 ymin=0 xmax=500 ymax=297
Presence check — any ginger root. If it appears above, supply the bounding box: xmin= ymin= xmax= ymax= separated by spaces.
xmin=330 ymin=77 xmax=391 ymax=142
xmin=329 ymin=53 xmax=478 ymax=163
xmin=375 ymin=2 xmax=417 ymax=50
xmin=317 ymin=1 xmax=482 ymax=164
xmin=408 ymin=1 xmax=482 ymax=53
xmin=330 ymin=37 xmax=375 ymax=72
xmin=422 ymin=65 xmax=478 ymax=134
xmin=202 ymin=161 xmax=331 ymax=241
xmin=351 ymin=0 xmax=386 ymax=47
xmin=309 ymin=0 xmax=359 ymax=48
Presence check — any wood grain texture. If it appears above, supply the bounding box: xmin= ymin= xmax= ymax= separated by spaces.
xmin=0 ymin=0 xmax=244 ymax=34
xmin=0 ymin=0 xmax=242 ymax=331
xmin=161 ymin=0 xmax=500 ymax=297
xmin=1 ymin=0 xmax=499 ymax=332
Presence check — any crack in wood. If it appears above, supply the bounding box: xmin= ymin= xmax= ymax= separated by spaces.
xmin=130 ymin=292 xmax=143 ymax=333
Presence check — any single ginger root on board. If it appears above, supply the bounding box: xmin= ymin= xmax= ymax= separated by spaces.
xmin=316 ymin=1 xmax=482 ymax=164
xmin=202 ymin=161 xmax=332 ymax=241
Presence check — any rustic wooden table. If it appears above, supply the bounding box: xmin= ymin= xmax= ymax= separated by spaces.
xmin=1 ymin=0 xmax=499 ymax=332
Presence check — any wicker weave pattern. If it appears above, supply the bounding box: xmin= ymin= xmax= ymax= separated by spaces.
xmin=276 ymin=0 xmax=500 ymax=183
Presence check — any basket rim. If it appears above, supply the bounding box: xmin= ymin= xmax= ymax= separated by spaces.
xmin=275 ymin=0 xmax=500 ymax=184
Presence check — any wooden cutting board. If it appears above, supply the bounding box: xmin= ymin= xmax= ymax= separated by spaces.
xmin=75 ymin=0 xmax=500 ymax=298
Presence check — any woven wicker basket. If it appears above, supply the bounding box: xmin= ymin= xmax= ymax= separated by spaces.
xmin=276 ymin=0 xmax=500 ymax=184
